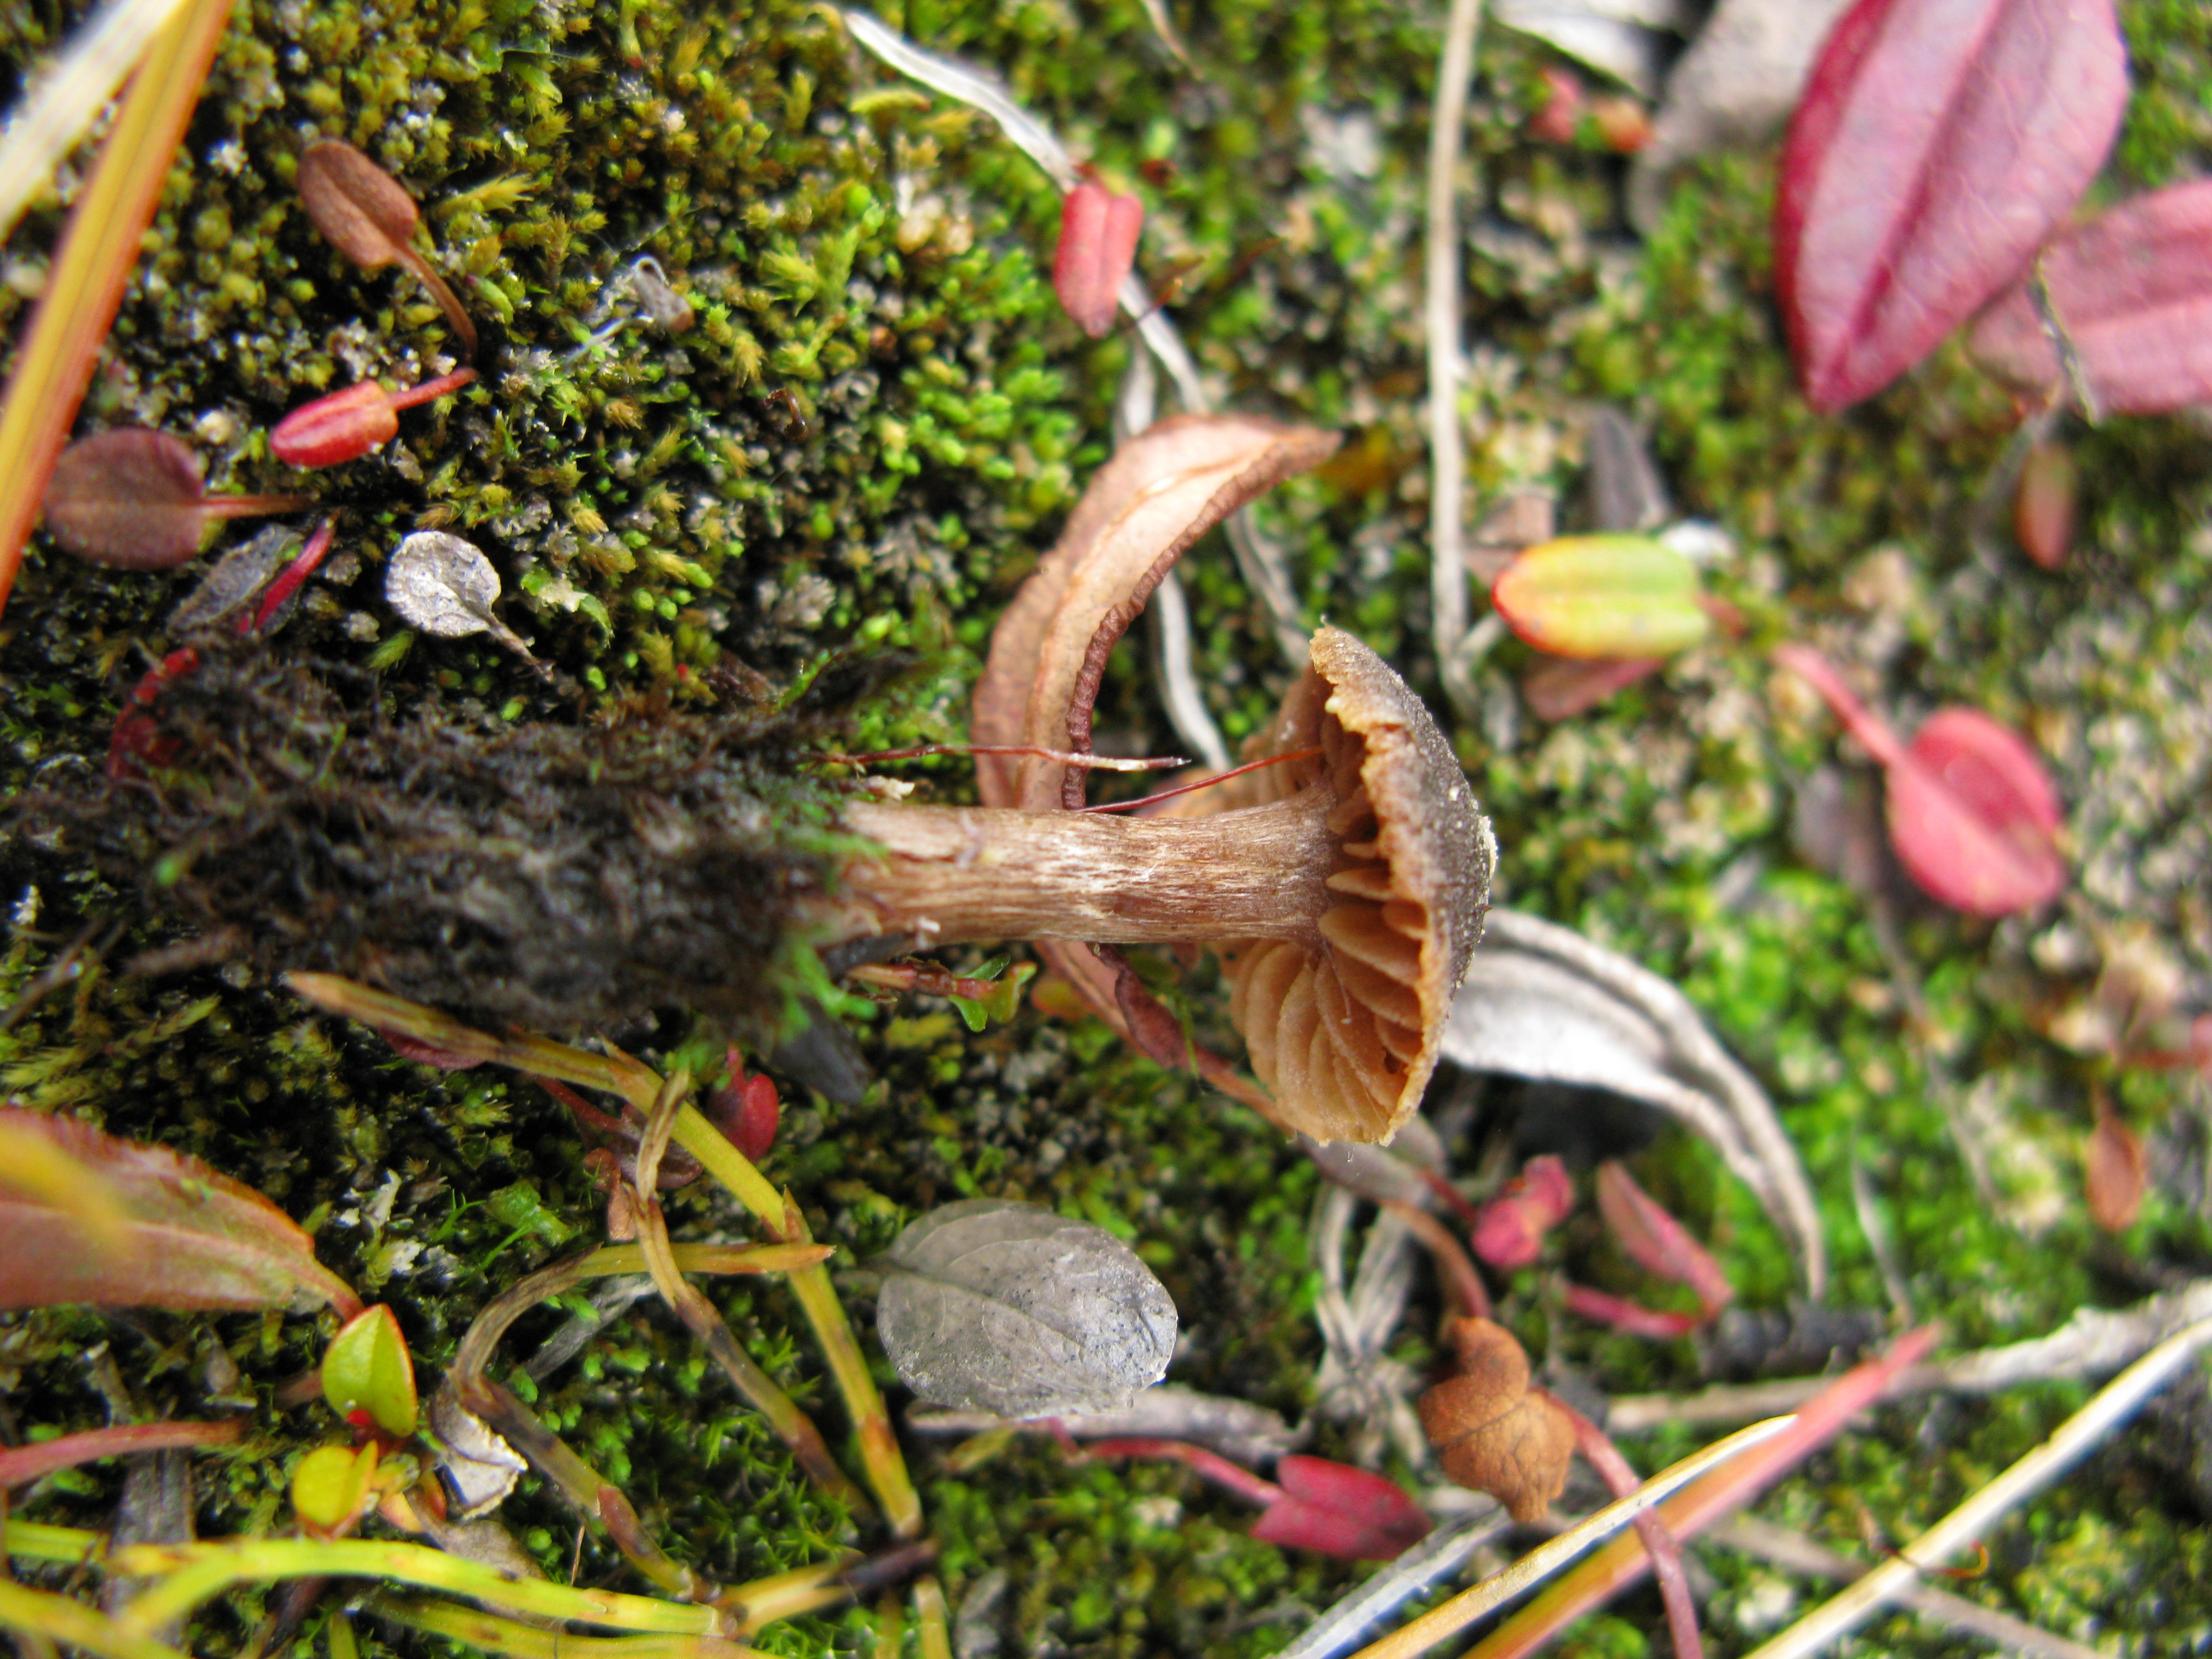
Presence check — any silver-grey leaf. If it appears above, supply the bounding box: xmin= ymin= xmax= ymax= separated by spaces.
xmin=875 ymin=1198 xmax=1177 ymax=1418
xmin=1446 ymin=908 xmax=1826 ymax=1296
xmin=387 ymin=530 xmax=502 ymax=638
xmin=168 ymin=524 xmax=291 ymax=633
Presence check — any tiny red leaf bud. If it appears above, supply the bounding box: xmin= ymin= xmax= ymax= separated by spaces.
xmin=272 ymin=383 xmax=400 ymax=467
xmin=1053 ymin=181 xmax=1144 ymax=338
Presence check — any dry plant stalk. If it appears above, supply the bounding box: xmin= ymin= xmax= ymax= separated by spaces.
xmin=0 ymin=0 xmax=235 ymax=615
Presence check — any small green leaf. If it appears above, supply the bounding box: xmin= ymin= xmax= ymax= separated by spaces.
xmin=1491 ymin=535 xmax=1711 ymax=659
xmin=321 ymin=1304 xmax=418 ymax=1437
xmin=292 ymin=1441 xmax=378 ymax=1533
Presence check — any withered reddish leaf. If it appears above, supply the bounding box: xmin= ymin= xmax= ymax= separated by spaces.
xmin=1053 ymin=181 xmax=1144 ymax=338
xmin=1774 ymin=645 xmax=2066 ymax=916
xmin=1249 ymin=1455 xmax=1432 ymax=1561
xmin=1775 ymin=0 xmax=2128 ymax=412
xmin=969 ymin=414 xmax=1338 ymax=1044
xmin=0 ymin=1109 xmax=362 ymax=1316
xmin=1470 ymin=1154 xmax=1574 ymax=1270
xmin=1595 ymin=1160 xmax=1733 ymax=1314
xmin=2014 ymin=436 xmax=2077 ymax=568
xmin=1970 ymin=180 xmax=2212 ymax=415
xmin=1521 ymin=654 xmax=1666 ymax=722
xmin=1416 ymin=1316 xmax=1576 ymax=1524
xmin=2085 ymin=1113 xmax=2146 ymax=1232
xmin=296 ymin=139 xmax=421 ymax=269
xmin=44 ymin=429 xmax=211 ymax=570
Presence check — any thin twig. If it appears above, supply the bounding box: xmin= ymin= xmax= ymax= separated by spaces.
xmin=1743 ymin=1316 xmax=2212 ymax=1659
xmin=838 ymin=7 xmax=1307 ymax=666
xmin=1556 ymin=1404 xmax=1703 ymax=1659
xmin=1710 ymin=1517 xmax=2110 ymax=1659
xmin=1609 ymin=1277 xmax=2212 ymax=1432
xmin=1425 ymin=0 xmax=1486 ymax=721
xmin=2026 ymin=257 xmax=2101 ymax=426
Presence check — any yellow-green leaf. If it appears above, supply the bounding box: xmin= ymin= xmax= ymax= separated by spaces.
xmin=321 ymin=1305 xmax=418 ymax=1437
xmin=292 ymin=1442 xmax=378 ymax=1535
xmin=1490 ymin=535 xmax=1711 ymax=660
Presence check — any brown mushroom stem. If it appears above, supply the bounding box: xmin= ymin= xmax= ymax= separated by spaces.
xmin=833 ymin=796 xmax=1344 ymax=947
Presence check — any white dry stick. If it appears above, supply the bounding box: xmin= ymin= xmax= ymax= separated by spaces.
xmin=1347 ymin=1416 xmax=1798 ymax=1659
xmin=1274 ymin=1509 xmax=1513 ymax=1659
xmin=1742 ymin=1315 xmax=2212 ymax=1659
xmin=1425 ymin=0 xmax=1487 ymax=722
xmin=1609 ymin=1277 xmax=2212 ymax=1433
xmin=839 ymin=7 xmax=1310 ymax=669
xmin=0 ymin=0 xmax=185 ymax=245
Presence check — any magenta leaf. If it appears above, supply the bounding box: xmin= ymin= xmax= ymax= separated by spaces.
xmin=1969 ymin=180 xmax=2212 ymax=415
xmin=1052 ymin=181 xmax=1143 ymax=338
xmin=1470 ymin=1155 xmax=1575 ymax=1270
xmin=1594 ymin=1161 xmax=1733 ymax=1316
xmin=1249 ymin=1455 xmax=1432 ymax=1561
xmin=1893 ymin=707 xmax=2067 ymax=915
xmin=1776 ymin=0 xmax=2128 ymax=412
xmin=0 ymin=1109 xmax=363 ymax=1316
xmin=1774 ymin=646 xmax=2067 ymax=916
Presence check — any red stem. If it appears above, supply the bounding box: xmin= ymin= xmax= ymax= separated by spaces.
xmin=1074 ymin=746 xmax=1325 ymax=814
xmin=1770 ymin=644 xmax=1911 ymax=770
xmin=0 ymin=1419 xmax=243 ymax=1488
xmin=1550 ymin=1395 xmax=1704 ymax=1659
xmin=385 ymin=366 xmax=481 ymax=412
xmin=200 ymin=493 xmax=314 ymax=520
xmin=1081 ymin=1438 xmax=1284 ymax=1509
xmin=245 ymin=517 xmax=336 ymax=634
xmin=1384 ymin=1199 xmax=1492 ymax=1321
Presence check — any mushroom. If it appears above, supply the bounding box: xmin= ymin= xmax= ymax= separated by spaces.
xmin=832 ymin=624 xmax=1494 ymax=1143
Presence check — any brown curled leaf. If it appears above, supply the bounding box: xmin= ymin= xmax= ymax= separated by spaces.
xmin=295 ymin=139 xmax=478 ymax=357
xmin=1416 ymin=1316 xmax=1576 ymax=1523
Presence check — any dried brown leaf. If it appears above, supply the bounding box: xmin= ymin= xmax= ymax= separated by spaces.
xmin=44 ymin=428 xmax=210 ymax=569
xmin=1417 ymin=1316 xmax=1577 ymax=1522
xmin=295 ymin=139 xmax=477 ymax=356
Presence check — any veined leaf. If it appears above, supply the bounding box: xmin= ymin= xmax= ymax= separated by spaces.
xmin=1970 ymin=180 xmax=2212 ymax=415
xmin=875 ymin=1199 xmax=1177 ymax=1419
xmin=0 ymin=1109 xmax=362 ymax=1316
xmin=1490 ymin=535 xmax=1710 ymax=659
xmin=1776 ymin=0 xmax=2128 ymax=411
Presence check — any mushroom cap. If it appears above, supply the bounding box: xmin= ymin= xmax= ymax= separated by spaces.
xmin=1220 ymin=627 xmax=1494 ymax=1143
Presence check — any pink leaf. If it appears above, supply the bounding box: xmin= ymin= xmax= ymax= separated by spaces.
xmin=1775 ymin=0 xmax=2128 ymax=412
xmin=1470 ymin=1155 xmax=1574 ymax=1270
xmin=1594 ymin=1161 xmax=1733 ymax=1315
xmin=2013 ymin=437 xmax=2076 ymax=568
xmin=1249 ymin=1455 xmax=1432 ymax=1561
xmin=2085 ymin=1112 xmax=2146 ymax=1232
xmin=1969 ymin=180 xmax=2212 ymax=414
xmin=1892 ymin=708 xmax=2067 ymax=915
xmin=1774 ymin=646 xmax=2067 ymax=916
xmin=1053 ymin=181 xmax=1144 ymax=338
xmin=0 ymin=1109 xmax=362 ymax=1317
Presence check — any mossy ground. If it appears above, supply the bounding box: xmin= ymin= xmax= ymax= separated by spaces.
xmin=3 ymin=0 xmax=2212 ymax=1655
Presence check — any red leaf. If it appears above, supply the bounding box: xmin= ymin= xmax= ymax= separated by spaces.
xmin=707 ymin=1048 xmax=781 ymax=1162
xmin=1774 ymin=646 xmax=2066 ymax=915
xmin=271 ymin=383 xmax=401 ymax=468
xmin=1969 ymin=180 xmax=2212 ymax=414
xmin=2085 ymin=1112 xmax=2146 ymax=1231
xmin=1775 ymin=0 xmax=2128 ymax=412
xmin=0 ymin=1109 xmax=362 ymax=1316
xmin=1053 ymin=181 xmax=1143 ymax=338
xmin=2013 ymin=437 xmax=2076 ymax=568
xmin=1250 ymin=1455 xmax=1432 ymax=1561
xmin=1893 ymin=708 xmax=2067 ymax=915
xmin=1470 ymin=1155 xmax=1574 ymax=1270
xmin=1594 ymin=1161 xmax=1733 ymax=1315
